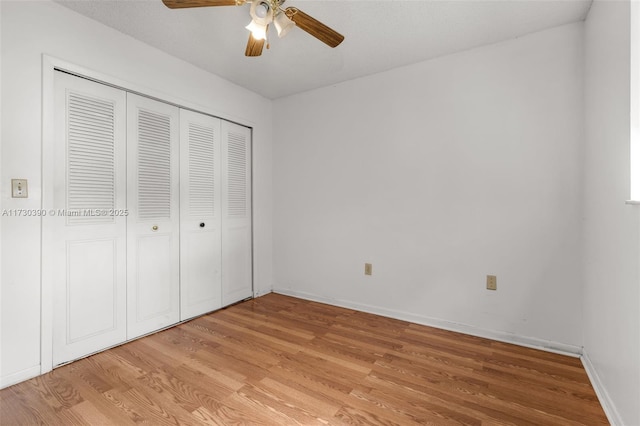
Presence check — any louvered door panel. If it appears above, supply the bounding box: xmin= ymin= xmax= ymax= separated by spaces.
xmin=179 ymin=110 xmax=222 ymax=320
xmin=226 ymin=132 xmax=248 ymax=218
xmin=221 ymin=121 xmax=253 ymax=306
xmin=127 ymin=93 xmax=180 ymax=339
xmin=51 ymin=72 xmax=127 ymax=366
xmin=66 ymin=94 xmax=116 ymax=224
xmin=188 ymin=122 xmax=216 ymax=217
xmin=138 ymin=110 xmax=172 ymax=220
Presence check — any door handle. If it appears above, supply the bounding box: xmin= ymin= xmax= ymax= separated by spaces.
xmin=199 ymin=222 xmax=205 ymax=228
xmin=152 ymin=225 xmax=158 ymax=231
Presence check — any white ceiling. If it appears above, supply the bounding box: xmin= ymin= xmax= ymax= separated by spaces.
xmin=54 ymin=0 xmax=592 ymax=99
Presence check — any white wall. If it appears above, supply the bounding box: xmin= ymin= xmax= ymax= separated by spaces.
xmin=0 ymin=0 xmax=273 ymax=387
xmin=273 ymin=23 xmax=585 ymax=352
xmin=583 ymin=1 xmax=640 ymax=424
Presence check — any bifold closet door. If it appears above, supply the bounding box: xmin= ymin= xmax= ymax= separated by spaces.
xmin=179 ymin=109 xmax=222 ymax=320
xmin=52 ymin=72 xmax=127 ymax=366
xmin=126 ymin=93 xmax=180 ymax=339
xmin=221 ymin=121 xmax=253 ymax=305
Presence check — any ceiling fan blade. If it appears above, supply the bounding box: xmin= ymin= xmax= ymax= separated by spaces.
xmin=285 ymin=7 xmax=344 ymax=48
xmin=162 ymin=0 xmax=240 ymax=9
xmin=245 ymin=33 xmax=265 ymax=57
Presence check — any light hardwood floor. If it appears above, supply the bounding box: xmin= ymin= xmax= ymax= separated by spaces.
xmin=0 ymin=293 xmax=608 ymax=425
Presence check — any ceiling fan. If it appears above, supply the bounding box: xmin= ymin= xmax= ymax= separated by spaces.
xmin=161 ymin=0 xmax=345 ymax=57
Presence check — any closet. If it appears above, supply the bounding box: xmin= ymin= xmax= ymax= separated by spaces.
xmin=50 ymin=71 xmax=252 ymax=366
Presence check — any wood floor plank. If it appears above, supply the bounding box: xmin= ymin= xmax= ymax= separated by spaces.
xmin=70 ymin=399 xmax=121 ymax=425
xmin=265 ymin=361 xmax=355 ymax=413
xmin=203 ymin=315 xmax=306 ymax=354
xmin=0 ymin=385 xmax=61 ymax=425
xmin=0 ymin=293 xmax=609 ymax=425
xmin=347 ymin=386 xmax=479 ymax=426
xmin=237 ymin=380 xmax=337 ymax=424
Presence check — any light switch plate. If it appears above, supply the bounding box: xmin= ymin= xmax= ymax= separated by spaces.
xmin=11 ymin=179 xmax=28 ymax=198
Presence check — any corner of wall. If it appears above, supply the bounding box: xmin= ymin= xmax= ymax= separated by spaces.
xmin=581 ymin=351 xmax=624 ymax=426
xmin=582 ymin=1 xmax=640 ymax=425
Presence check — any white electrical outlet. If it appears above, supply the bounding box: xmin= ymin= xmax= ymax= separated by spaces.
xmin=11 ymin=179 xmax=28 ymax=198
xmin=365 ymin=263 xmax=372 ymax=276
xmin=487 ymin=275 xmax=497 ymax=290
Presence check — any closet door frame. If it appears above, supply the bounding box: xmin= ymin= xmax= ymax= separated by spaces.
xmin=41 ymin=56 xmax=255 ymax=375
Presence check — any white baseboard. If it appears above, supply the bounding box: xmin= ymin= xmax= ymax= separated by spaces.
xmin=581 ymin=352 xmax=623 ymax=426
xmin=273 ymin=288 xmax=582 ymax=357
xmin=253 ymin=287 xmax=273 ymax=298
xmin=0 ymin=365 xmax=41 ymax=390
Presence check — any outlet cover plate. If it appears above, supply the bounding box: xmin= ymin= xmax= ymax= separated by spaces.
xmin=365 ymin=263 xmax=372 ymax=276
xmin=486 ymin=275 xmax=497 ymax=290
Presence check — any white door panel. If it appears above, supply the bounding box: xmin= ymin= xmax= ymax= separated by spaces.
xmin=127 ymin=93 xmax=180 ymax=339
xmin=52 ymin=71 xmax=127 ymax=366
xmin=134 ymin=234 xmax=175 ymax=320
xmin=179 ymin=109 xmax=222 ymax=320
xmin=66 ymin=239 xmax=118 ymax=342
xmin=222 ymin=225 xmax=252 ymax=304
xmin=180 ymin=227 xmax=221 ymax=318
xmin=222 ymin=121 xmax=253 ymax=306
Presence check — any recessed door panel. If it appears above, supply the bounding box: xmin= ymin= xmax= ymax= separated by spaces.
xmin=67 ymin=239 xmax=118 ymax=342
xmin=181 ymin=227 xmax=221 ymax=316
xmin=135 ymin=234 xmax=174 ymax=321
xmin=222 ymin=225 xmax=252 ymax=304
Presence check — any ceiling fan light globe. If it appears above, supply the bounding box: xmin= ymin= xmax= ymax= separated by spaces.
xmin=274 ymin=12 xmax=295 ymax=38
xmin=249 ymin=0 xmax=272 ymax=25
xmin=255 ymin=2 xmax=269 ymax=18
xmin=245 ymin=19 xmax=268 ymax=40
